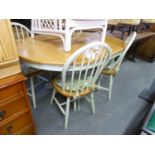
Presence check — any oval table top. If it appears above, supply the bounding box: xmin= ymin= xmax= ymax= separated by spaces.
xmin=16 ymin=32 xmax=125 ymax=71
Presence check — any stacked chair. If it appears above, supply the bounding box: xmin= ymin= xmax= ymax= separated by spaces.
xmin=31 ymin=19 xmax=108 ymax=51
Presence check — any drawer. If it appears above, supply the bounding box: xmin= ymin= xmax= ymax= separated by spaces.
xmin=0 ymin=113 xmax=32 ymax=135
xmin=0 ymin=83 xmax=23 ymax=102
xmin=20 ymin=126 xmax=35 ymax=135
xmin=0 ymin=95 xmax=27 ymax=122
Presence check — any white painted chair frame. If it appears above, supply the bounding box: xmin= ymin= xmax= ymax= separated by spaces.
xmin=97 ymin=32 xmax=137 ymax=100
xmin=50 ymin=42 xmax=112 ymax=129
xmin=12 ymin=22 xmax=48 ymax=109
xmin=31 ymin=19 xmax=108 ymax=51
xmin=12 ymin=22 xmax=34 ymax=39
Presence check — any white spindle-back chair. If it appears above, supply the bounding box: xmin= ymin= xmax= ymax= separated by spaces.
xmin=11 ymin=22 xmax=48 ymax=109
xmin=50 ymin=42 xmax=112 ymax=129
xmin=97 ymin=32 xmax=137 ymax=100
xmin=31 ymin=19 xmax=108 ymax=51
xmin=12 ymin=22 xmax=34 ymax=40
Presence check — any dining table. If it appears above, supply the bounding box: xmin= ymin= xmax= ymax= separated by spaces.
xmin=16 ymin=32 xmax=125 ymax=71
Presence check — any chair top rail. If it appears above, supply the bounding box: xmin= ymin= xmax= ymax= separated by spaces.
xmin=11 ymin=22 xmax=34 ymax=39
xmin=107 ymin=32 xmax=137 ymax=71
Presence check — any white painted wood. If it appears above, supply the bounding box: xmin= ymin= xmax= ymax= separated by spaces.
xmin=54 ymin=96 xmax=66 ymax=115
xmin=12 ymin=22 xmax=34 ymax=39
xmin=12 ymin=22 xmax=48 ymax=109
xmin=30 ymin=77 xmax=36 ymax=109
xmin=109 ymin=32 xmax=137 ymax=72
xmin=108 ymin=75 xmax=113 ymax=100
xmin=31 ymin=19 xmax=108 ymax=51
xmin=51 ymin=41 xmax=112 ymax=129
xmin=96 ymin=32 xmax=137 ymax=101
xmin=73 ymin=100 xmax=77 ymax=111
xmin=77 ymin=99 xmax=80 ymax=110
xmin=62 ymin=42 xmax=111 ymax=95
xmin=90 ymin=92 xmax=95 ymax=114
xmin=65 ymin=97 xmax=70 ymax=129
xmin=50 ymin=89 xmax=56 ymax=105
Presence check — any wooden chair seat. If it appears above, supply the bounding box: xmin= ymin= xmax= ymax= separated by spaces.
xmin=102 ymin=68 xmax=117 ymax=76
xmin=52 ymin=78 xmax=93 ymax=97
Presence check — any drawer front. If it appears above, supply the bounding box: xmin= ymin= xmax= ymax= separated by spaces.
xmin=20 ymin=126 xmax=35 ymax=135
xmin=0 ymin=113 xmax=31 ymax=135
xmin=0 ymin=96 xmax=27 ymax=122
xmin=0 ymin=83 xmax=23 ymax=102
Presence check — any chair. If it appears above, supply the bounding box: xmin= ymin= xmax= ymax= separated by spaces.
xmin=50 ymin=42 xmax=111 ymax=129
xmin=31 ymin=19 xmax=108 ymax=51
xmin=12 ymin=22 xmax=48 ymax=109
xmin=108 ymin=19 xmax=120 ymax=33
xmin=12 ymin=22 xmax=34 ymax=39
xmin=116 ymin=20 xmax=141 ymax=39
xmin=141 ymin=19 xmax=155 ymax=32
xmin=97 ymin=32 xmax=137 ymax=100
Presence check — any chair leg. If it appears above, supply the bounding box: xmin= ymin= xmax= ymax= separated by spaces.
xmin=90 ymin=92 xmax=95 ymax=115
xmin=73 ymin=100 xmax=77 ymax=111
xmin=108 ymin=75 xmax=113 ymax=101
xmin=50 ymin=89 xmax=56 ymax=105
xmin=98 ymin=75 xmax=103 ymax=86
xmin=65 ymin=97 xmax=70 ymax=129
xmin=30 ymin=77 xmax=36 ymax=109
xmin=64 ymin=33 xmax=71 ymax=51
xmin=77 ymin=99 xmax=80 ymax=110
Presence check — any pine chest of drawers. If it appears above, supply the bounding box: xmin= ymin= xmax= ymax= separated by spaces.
xmin=0 ymin=73 xmax=36 ymax=135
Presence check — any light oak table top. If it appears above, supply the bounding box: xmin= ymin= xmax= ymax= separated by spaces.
xmin=16 ymin=32 xmax=125 ymax=71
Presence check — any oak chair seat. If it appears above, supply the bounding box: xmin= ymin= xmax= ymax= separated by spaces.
xmin=52 ymin=78 xmax=93 ymax=97
xmin=102 ymin=68 xmax=117 ymax=76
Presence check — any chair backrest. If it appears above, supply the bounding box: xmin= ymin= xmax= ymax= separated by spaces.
xmin=108 ymin=32 xmax=137 ymax=72
xmin=11 ymin=22 xmax=34 ymax=40
xmin=62 ymin=42 xmax=112 ymax=96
